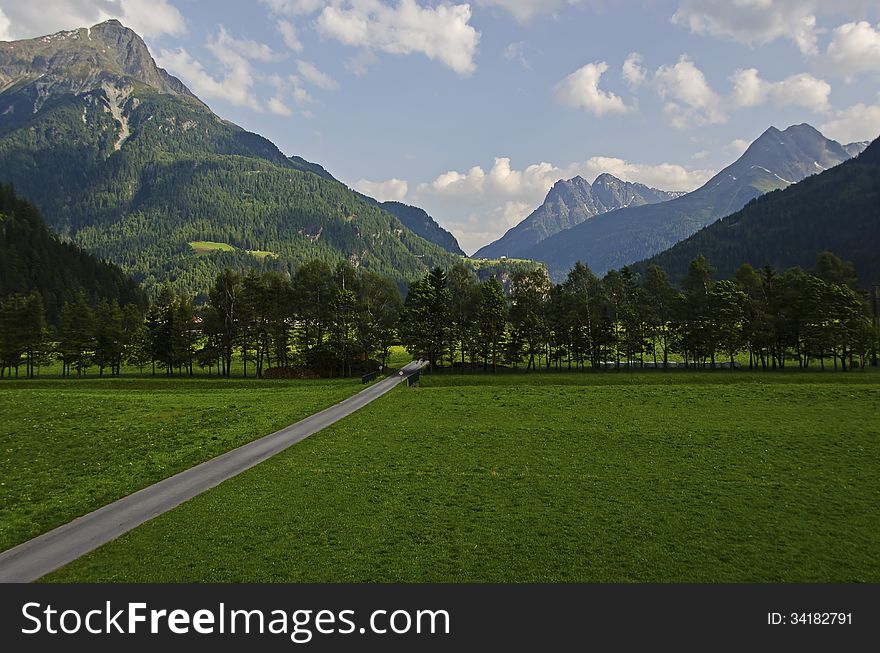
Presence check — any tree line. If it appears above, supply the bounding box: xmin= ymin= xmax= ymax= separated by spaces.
xmin=1 ymin=252 xmax=877 ymax=379
xmin=397 ymin=252 xmax=875 ymax=373
xmin=0 ymin=260 xmax=400 ymax=379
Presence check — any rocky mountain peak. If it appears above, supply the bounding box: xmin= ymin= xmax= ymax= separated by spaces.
xmin=0 ymin=20 xmax=198 ymax=107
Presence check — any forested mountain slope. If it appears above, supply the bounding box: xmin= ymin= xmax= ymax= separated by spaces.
xmin=0 ymin=184 xmax=144 ymax=321
xmin=0 ymin=20 xmax=458 ymax=295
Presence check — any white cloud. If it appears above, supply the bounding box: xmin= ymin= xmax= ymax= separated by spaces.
xmin=277 ymin=19 xmax=304 ymax=52
xmin=209 ymin=26 xmax=282 ymax=64
xmin=316 ymin=0 xmax=480 ymax=76
xmin=622 ymin=52 xmax=646 ymax=88
xmin=555 ymin=61 xmax=632 ymax=117
xmin=268 ymin=96 xmax=293 ymax=116
xmin=473 ymin=0 xmax=602 ymax=22
xmin=157 ymin=46 xmax=261 ymax=111
xmin=0 ymin=9 xmax=12 ymax=40
xmin=672 ymin=0 xmax=819 ymax=54
xmin=725 ymin=138 xmax=752 ymax=157
xmin=157 ymin=27 xmax=280 ymax=112
xmin=0 ymin=0 xmax=185 ymax=39
xmin=297 ymin=60 xmax=339 ymax=90
xmin=503 ymin=41 xmax=530 ymax=70
xmin=354 ymin=177 xmax=409 ymax=202
xmin=259 ymin=0 xmax=326 ymax=15
xmin=653 ymin=55 xmax=725 ymax=128
xmin=820 ymin=100 xmax=880 ymax=143
xmin=731 ymin=68 xmax=831 ymax=111
xmin=345 ymin=49 xmax=379 ymax=76
xmin=825 ymin=21 xmax=880 ymax=77
xmin=117 ymin=0 xmax=186 ymax=38
xmin=672 ymin=0 xmax=877 ymax=56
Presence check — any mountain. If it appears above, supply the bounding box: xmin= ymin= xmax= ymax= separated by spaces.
xmin=633 ymin=137 xmax=880 ymax=286
xmin=844 ymin=141 xmax=870 ymax=158
xmin=378 ymin=201 xmax=465 ymax=255
xmin=0 ymin=21 xmax=458 ymax=295
xmin=523 ymin=124 xmax=857 ymax=280
xmin=0 ymin=184 xmax=145 ymax=322
xmin=474 ymin=173 xmax=680 ymax=260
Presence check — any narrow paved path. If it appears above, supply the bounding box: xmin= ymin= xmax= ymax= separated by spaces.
xmin=0 ymin=361 xmax=425 ymax=583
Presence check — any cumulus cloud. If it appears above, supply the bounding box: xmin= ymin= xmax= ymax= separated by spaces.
xmin=622 ymin=52 xmax=646 ymax=88
xmin=277 ymin=19 xmax=304 ymax=52
xmin=268 ymin=96 xmax=294 ymax=116
xmin=297 ymin=60 xmax=339 ymax=90
xmin=725 ymin=138 xmax=752 ymax=157
xmin=259 ymin=0 xmax=326 ymax=15
xmin=473 ymin=0 xmax=604 ymax=23
xmin=0 ymin=0 xmax=186 ymax=39
xmin=316 ymin=0 xmax=480 ymax=76
xmin=555 ymin=61 xmax=632 ymax=117
xmin=381 ymin=155 xmax=714 ymax=253
xmin=157 ymin=27 xmax=281 ymax=112
xmin=653 ymin=55 xmax=725 ymax=128
xmin=820 ymin=100 xmax=880 ymax=143
xmin=825 ymin=21 xmax=880 ymax=78
xmin=0 ymin=9 xmax=12 ymax=40
xmin=730 ymin=68 xmax=831 ymax=111
xmin=672 ymin=0 xmax=877 ymax=56
xmin=157 ymin=46 xmax=261 ymax=111
xmin=354 ymin=177 xmax=409 ymax=202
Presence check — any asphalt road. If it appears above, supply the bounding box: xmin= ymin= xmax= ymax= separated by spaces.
xmin=0 ymin=360 xmax=425 ymax=583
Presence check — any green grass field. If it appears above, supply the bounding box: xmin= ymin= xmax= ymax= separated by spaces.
xmin=188 ymin=240 xmax=236 ymax=254
xmin=188 ymin=241 xmax=278 ymax=260
xmin=0 ymin=377 xmax=363 ymax=551
xmin=45 ymin=371 xmax=880 ymax=583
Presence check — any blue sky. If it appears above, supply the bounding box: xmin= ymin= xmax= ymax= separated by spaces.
xmin=1 ymin=1 xmax=879 ymax=253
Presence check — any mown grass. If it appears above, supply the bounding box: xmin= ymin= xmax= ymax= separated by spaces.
xmin=0 ymin=377 xmax=363 ymax=551
xmin=188 ymin=240 xmax=236 ymax=254
xmin=48 ymin=372 xmax=880 ymax=582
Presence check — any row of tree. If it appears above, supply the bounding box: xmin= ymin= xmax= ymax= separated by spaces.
xmin=0 ymin=253 xmax=877 ymax=378
xmin=397 ymin=252 xmax=878 ymax=373
xmin=0 ymin=259 xmax=401 ymax=379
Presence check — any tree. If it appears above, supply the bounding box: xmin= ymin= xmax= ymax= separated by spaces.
xmin=357 ymin=272 xmax=402 ymax=369
xmin=509 ymin=268 xmax=550 ymax=371
xmin=207 ymin=269 xmax=242 ymax=377
xmin=57 ymin=293 xmax=95 ymax=377
xmin=478 ymin=276 xmax=507 ymax=372
xmin=399 ymin=269 xmax=450 ymax=371
xmin=642 ymin=265 xmax=680 ymax=368
xmin=710 ymin=280 xmax=746 ymax=367
xmin=94 ymin=299 xmax=125 ymax=376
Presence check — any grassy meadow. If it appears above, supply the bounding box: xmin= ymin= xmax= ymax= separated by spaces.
xmin=44 ymin=370 xmax=880 ymax=583
xmin=0 ymin=377 xmax=364 ymax=551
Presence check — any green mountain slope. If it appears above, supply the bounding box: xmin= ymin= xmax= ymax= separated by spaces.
xmin=0 ymin=184 xmax=145 ymax=322
xmin=378 ymin=201 xmax=465 ymax=256
xmin=0 ymin=20 xmax=458 ymax=295
xmin=524 ymin=124 xmax=855 ymax=280
xmin=635 ymin=137 xmax=880 ymax=286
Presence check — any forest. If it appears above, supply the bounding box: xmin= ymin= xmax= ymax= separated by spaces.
xmin=0 ymin=251 xmax=877 ymax=379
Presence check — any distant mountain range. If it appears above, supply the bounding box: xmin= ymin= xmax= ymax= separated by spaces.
xmin=475 ymin=173 xmax=680 ymax=260
xmin=512 ymin=124 xmax=864 ymax=279
xmin=634 ymin=136 xmax=880 ymax=286
xmin=0 ymin=20 xmax=461 ymax=295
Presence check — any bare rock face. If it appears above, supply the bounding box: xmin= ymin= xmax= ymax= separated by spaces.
xmin=474 ymin=174 xmax=680 ymax=260
xmin=0 ymin=19 xmax=200 ymax=111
